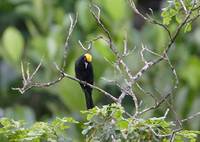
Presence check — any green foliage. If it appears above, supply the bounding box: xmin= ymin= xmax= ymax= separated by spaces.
xmin=82 ymin=104 xmax=200 ymax=142
xmin=0 ymin=105 xmax=199 ymax=142
xmin=161 ymin=0 xmax=198 ymax=32
xmin=2 ymin=27 xmax=24 ymax=63
xmin=161 ymin=0 xmax=183 ymax=25
xmin=0 ymin=0 xmax=200 ymax=141
xmin=0 ymin=117 xmax=78 ymax=142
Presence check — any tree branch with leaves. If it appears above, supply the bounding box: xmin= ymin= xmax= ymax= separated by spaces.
xmin=10 ymin=0 xmax=200 ymax=141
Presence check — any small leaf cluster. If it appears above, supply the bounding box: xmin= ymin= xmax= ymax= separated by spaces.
xmin=0 ymin=117 xmax=78 ymax=142
xmin=161 ymin=0 xmax=199 ymax=32
xmin=82 ymin=104 xmax=200 ymax=142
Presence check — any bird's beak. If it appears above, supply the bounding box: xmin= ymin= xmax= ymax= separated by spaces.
xmin=85 ymin=62 xmax=88 ymax=69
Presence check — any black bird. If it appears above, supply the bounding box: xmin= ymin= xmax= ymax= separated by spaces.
xmin=75 ymin=53 xmax=94 ymax=109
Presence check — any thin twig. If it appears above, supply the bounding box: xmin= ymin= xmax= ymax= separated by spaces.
xmin=181 ymin=111 xmax=200 ymax=123
xmin=62 ymin=14 xmax=78 ymax=69
xmin=179 ymin=0 xmax=188 ymax=14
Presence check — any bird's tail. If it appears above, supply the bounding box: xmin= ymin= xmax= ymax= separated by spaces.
xmin=83 ymin=89 xmax=94 ymax=109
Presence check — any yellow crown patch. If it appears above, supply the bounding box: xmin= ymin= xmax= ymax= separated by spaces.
xmin=84 ymin=53 xmax=92 ymax=62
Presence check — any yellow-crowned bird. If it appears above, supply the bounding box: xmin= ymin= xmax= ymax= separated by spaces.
xmin=75 ymin=53 xmax=94 ymax=109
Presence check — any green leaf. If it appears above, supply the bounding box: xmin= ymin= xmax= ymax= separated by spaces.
xmin=161 ymin=10 xmax=169 ymax=17
xmin=116 ymin=120 xmax=128 ymax=129
xmin=163 ymin=17 xmax=172 ymax=25
xmin=52 ymin=117 xmax=78 ymax=130
xmin=169 ymin=8 xmax=177 ymax=16
xmin=184 ymin=23 xmax=192 ymax=33
xmin=2 ymin=27 xmax=24 ymax=62
xmin=174 ymin=0 xmax=181 ymax=10
xmin=175 ymin=15 xmax=182 ymax=24
xmin=177 ymin=130 xmax=200 ymax=141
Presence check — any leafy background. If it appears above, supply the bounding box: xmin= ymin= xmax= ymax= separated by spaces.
xmin=0 ymin=0 xmax=200 ymax=141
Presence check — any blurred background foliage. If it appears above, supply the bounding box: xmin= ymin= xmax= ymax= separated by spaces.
xmin=0 ymin=0 xmax=200 ymax=141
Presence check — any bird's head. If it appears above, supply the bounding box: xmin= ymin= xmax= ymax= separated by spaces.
xmin=84 ymin=53 xmax=92 ymax=63
xmin=83 ymin=53 xmax=92 ymax=69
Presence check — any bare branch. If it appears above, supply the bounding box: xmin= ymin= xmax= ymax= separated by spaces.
xmin=62 ymin=13 xmax=78 ymax=68
xmin=136 ymin=83 xmax=158 ymax=104
xmin=26 ymin=62 xmax=30 ymax=79
xmin=179 ymin=0 xmax=188 ymax=14
xmin=30 ymin=58 xmax=43 ymax=80
xmin=128 ymin=0 xmax=147 ymax=20
xmin=140 ymin=44 xmax=148 ymax=64
xmin=21 ymin=62 xmax=26 ymax=81
xmin=122 ymin=32 xmax=128 ymax=56
xmin=169 ymin=128 xmax=182 ymax=142
xmin=118 ymin=92 xmax=126 ymax=104
xmin=130 ymin=90 xmax=139 ymax=116
xmin=12 ymin=59 xmax=44 ymax=94
xmin=78 ymin=40 xmax=91 ymax=51
xmin=181 ymin=111 xmax=200 ymax=123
